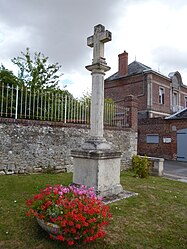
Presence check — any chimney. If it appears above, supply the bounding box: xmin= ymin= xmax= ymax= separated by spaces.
xmin=118 ymin=51 xmax=128 ymax=76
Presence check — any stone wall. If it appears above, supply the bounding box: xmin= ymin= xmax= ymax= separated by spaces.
xmin=0 ymin=118 xmax=137 ymax=174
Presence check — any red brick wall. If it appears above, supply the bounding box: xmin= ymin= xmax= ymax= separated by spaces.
xmin=151 ymin=75 xmax=171 ymax=114
xmin=105 ymin=74 xmax=147 ymax=111
xmin=138 ymin=118 xmax=187 ymax=160
xmin=115 ymin=95 xmax=138 ymax=131
xmin=105 ymin=72 xmax=175 ymax=117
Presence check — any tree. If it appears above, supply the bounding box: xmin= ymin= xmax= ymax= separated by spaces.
xmin=0 ymin=65 xmax=19 ymax=117
xmin=0 ymin=50 xmax=75 ymax=120
xmin=11 ymin=48 xmax=63 ymax=90
xmin=0 ymin=64 xmax=18 ymax=86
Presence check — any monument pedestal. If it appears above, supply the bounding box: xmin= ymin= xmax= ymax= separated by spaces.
xmin=71 ymin=148 xmax=123 ymax=197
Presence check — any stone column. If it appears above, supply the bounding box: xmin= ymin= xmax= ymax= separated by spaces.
xmin=82 ymin=24 xmax=112 ymax=150
xmin=90 ymin=68 xmax=106 ymax=138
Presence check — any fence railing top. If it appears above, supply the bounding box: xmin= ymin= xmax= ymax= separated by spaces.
xmin=0 ymin=83 xmax=130 ymax=128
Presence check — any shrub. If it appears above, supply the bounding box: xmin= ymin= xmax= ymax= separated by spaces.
xmin=26 ymin=184 xmax=112 ymax=246
xmin=132 ymin=155 xmax=151 ymax=178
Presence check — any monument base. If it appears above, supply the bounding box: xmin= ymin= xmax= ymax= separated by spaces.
xmin=71 ymin=149 xmax=123 ymax=197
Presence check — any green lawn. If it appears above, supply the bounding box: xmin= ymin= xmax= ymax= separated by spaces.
xmin=0 ymin=171 xmax=187 ymax=249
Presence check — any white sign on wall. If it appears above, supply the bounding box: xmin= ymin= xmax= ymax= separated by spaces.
xmin=163 ymin=138 xmax=171 ymax=143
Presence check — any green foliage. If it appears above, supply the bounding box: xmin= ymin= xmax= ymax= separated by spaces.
xmin=132 ymin=155 xmax=151 ymax=178
xmin=0 ymin=49 xmax=76 ymax=120
xmin=0 ymin=65 xmax=18 ymax=87
xmin=11 ymin=48 xmax=63 ymax=90
xmin=104 ymin=98 xmax=115 ymax=125
xmin=80 ymin=91 xmax=115 ymax=125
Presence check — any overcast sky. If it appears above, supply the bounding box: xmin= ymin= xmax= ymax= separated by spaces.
xmin=0 ymin=0 xmax=187 ymax=97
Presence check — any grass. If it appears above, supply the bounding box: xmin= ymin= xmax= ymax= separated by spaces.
xmin=0 ymin=171 xmax=187 ymax=249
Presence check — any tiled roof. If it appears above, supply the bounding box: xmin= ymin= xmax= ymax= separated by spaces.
xmin=105 ymin=61 xmax=151 ymax=81
xmin=128 ymin=61 xmax=151 ymax=74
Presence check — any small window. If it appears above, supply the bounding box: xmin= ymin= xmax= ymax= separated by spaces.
xmin=173 ymin=92 xmax=178 ymax=106
xmin=146 ymin=134 xmax=159 ymax=144
xmin=159 ymin=87 xmax=164 ymax=104
xmin=185 ymin=97 xmax=187 ymax=108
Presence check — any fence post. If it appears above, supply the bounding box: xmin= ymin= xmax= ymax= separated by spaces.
xmin=64 ymin=95 xmax=67 ymax=123
xmin=15 ymin=85 xmax=19 ymax=119
xmin=123 ymin=95 xmax=138 ymax=131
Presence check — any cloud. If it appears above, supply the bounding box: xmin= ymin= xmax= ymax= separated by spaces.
xmin=0 ymin=0 xmax=133 ymax=97
xmin=61 ymin=72 xmax=91 ymax=98
xmin=0 ymin=0 xmax=125 ymax=72
xmin=152 ymin=46 xmax=187 ymax=71
xmin=0 ymin=0 xmax=187 ymax=95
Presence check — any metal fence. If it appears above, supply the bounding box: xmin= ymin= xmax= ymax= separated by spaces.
xmin=0 ymin=83 xmax=129 ymax=127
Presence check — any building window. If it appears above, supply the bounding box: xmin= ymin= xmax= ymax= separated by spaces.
xmin=172 ymin=92 xmax=179 ymax=112
xmin=185 ymin=97 xmax=187 ymax=108
xmin=159 ymin=87 xmax=164 ymax=104
xmin=146 ymin=134 xmax=159 ymax=144
xmin=173 ymin=92 xmax=178 ymax=107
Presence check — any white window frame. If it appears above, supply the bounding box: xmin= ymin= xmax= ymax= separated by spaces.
xmin=185 ymin=96 xmax=187 ymax=108
xmin=159 ymin=87 xmax=165 ymax=104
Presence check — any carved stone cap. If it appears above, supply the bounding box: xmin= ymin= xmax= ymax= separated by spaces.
xmin=86 ymin=63 xmax=111 ymax=72
xmin=71 ymin=149 xmax=121 ymax=160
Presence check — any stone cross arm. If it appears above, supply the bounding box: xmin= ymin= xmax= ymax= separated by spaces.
xmin=87 ymin=24 xmax=112 ymax=64
xmin=87 ymin=30 xmax=112 ymax=47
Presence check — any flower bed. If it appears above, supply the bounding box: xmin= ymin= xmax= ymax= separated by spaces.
xmin=26 ymin=184 xmax=112 ymax=246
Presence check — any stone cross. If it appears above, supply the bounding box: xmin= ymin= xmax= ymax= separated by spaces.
xmin=72 ymin=24 xmax=124 ymax=198
xmin=87 ymin=24 xmax=111 ymax=64
xmin=85 ymin=24 xmax=112 ymax=149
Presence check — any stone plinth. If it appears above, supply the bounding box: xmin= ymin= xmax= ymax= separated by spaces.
xmin=71 ymin=149 xmax=123 ymax=197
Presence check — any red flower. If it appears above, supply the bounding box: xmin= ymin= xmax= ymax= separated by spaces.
xmin=49 ymin=234 xmax=54 ymax=240
xmin=26 ymin=199 xmax=33 ymax=207
xmin=60 ymin=220 xmax=67 ymax=227
xmin=26 ymin=212 xmax=30 ymax=217
xmin=67 ymin=239 xmax=74 ymax=246
xmin=70 ymin=228 xmax=76 ymax=234
xmin=68 ymin=220 xmax=74 ymax=226
xmin=75 ymin=223 xmax=81 ymax=229
xmin=92 ymin=217 xmax=97 ymax=222
xmin=56 ymin=235 xmax=65 ymax=241
xmin=39 ymin=214 xmax=44 ymax=220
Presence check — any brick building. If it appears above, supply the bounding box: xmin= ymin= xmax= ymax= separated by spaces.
xmin=104 ymin=51 xmax=187 ymax=118
xmin=105 ymin=51 xmax=187 ymax=161
xmin=138 ymin=108 xmax=187 ymax=162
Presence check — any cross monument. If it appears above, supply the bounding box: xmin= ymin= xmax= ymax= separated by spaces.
xmin=71 ymin=24 xmax=123 ymax=197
